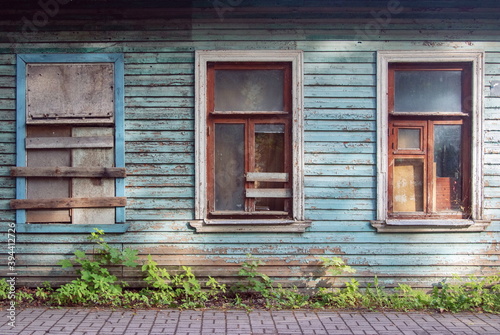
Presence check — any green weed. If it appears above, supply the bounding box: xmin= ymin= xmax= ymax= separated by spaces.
xmin=54 ymin=228 xmax=139 ymax=306
xmin=141 ymin=255 xmax=225 ymax=309
xmin=0 ymin=278 xmax=9 ymax=300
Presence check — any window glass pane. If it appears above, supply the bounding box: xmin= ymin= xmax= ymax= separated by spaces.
xmin=214 ymin=124 xmax=245 ymax=211
xmin=255 ymin=124 xmax=285 ymax=212
xmin=394 ymin=70 xmax=462 ymax=113
xmin=398 ymin=128 xmax=420 ymax=150
xmin=393 ymin=158 xmax=424 ymax=212
xmin=434 ymin=124 xmax=462 ymax=211
xmin=215 ymin=70 xmax=284 ymax=111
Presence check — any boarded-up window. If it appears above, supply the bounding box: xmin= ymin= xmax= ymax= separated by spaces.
xmin=13 ymin=54 xmax=126 ymax=227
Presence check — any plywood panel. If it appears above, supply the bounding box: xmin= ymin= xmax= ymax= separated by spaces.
xmin=26 ymin=126 xmax=71 ymax=223
xmin=26 ymin=63 xmax=114 ymax=123
xmin=72 ymin=127 xmax=115 ymax=224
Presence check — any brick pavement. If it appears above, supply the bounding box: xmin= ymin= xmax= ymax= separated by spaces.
xmin=1 ymin=308 xmax=499 ymax=335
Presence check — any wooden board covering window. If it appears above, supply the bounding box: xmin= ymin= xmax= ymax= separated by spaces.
xmin=26 ymin=126 xmax=71 ymax=223
xmin=22 ymin=126 xmax=117 ymax=224
xmin=26 ymin=63 xmax=114 ymax=123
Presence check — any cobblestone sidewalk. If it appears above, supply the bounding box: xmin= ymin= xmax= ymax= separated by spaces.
xmin=1 ymin=308 xmax=499 ymax=335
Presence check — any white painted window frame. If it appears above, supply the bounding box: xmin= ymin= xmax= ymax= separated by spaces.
xmin=191 ymin=50 xmax=309 ymax=233
xmin=372 ymin=50 xmax=490 ymax=232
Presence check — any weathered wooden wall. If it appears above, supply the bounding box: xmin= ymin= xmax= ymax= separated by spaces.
xmin=0 ymin=1 xmax=499 ymax=288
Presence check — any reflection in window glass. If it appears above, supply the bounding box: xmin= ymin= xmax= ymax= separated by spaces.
xmin=398 ymin=128 xmax=420 ymax=150
xmin=214 ymin=124 xmax=245 ymax=211
xmin=394 ymin=70 xmax=462 ymax=113
xmin=434 ymin=124 xmax=462 ymax=211
xmin=255 ymin=124 xmax=285 ymax=211
xmin=215 ymin=70 xmax=284 ymax=111
xmin=393 ymin=158 xmax=424 ymax=212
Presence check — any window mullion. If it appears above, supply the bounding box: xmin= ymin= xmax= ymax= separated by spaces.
xmin=246 ymin=119 xmax=255 ymax=213
xmin=426 ymin=120 xmax=434 ymax=215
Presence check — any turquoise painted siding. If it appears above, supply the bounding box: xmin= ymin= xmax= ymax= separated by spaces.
xmin=0 ymin=1 xmax=499 ymax=288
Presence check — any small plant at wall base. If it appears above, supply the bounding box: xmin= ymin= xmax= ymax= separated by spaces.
xmin=313 ymin=256 xmax=362 ymax=308
xmin=141 ymin=254 xmax=226 ymax=309
xmin=53 ymin=228 xmax=139 ymax=306
xmin=232 ymin=254 xmax=311 ymax=310
xmin=0 ymin=278 xmax=9 ymax=300
xmin=430 ymin=274 xmax=500 ymax=313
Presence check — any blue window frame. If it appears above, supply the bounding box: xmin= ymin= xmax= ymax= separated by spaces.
xmin=15 ymin=53 xmax=127 ymax=233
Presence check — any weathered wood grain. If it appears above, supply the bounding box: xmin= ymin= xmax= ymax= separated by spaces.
xmin=246 ymin=188 xmax=292 ymax=198
xmin=10 ymin=197 xmax=127 ymax=209
xmin=11 ymin=167 xmax=125 ymax=178
xmin=25 ymin=136 xmax=114 ymax=149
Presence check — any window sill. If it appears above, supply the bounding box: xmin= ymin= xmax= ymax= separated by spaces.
xmin=16 ymin=223 xmax=130 ymax=233
xmin=189 ymin=220 xmax=311 ymax=233
xmin=370 ymin=219 xmax=490 ymax=233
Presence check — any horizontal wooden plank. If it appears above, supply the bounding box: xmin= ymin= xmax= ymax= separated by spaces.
xmin=305 ymin=120 xmax=374 ymax=131
xmin=126 ymin=86 xmax=193 ymax=97
xmin=305 ymin=153 xmax=375 ymax=165
xmin=15 ymin=239 xmax=498 ymax=257
xmin=305 ymin=97 xmax=375 ymax=109
xmin=126 ymin=209 xmax=192 ymax=221
xmin=126 ymin=187 xmax=193 ymax=198
xmin=127 ymin=141 xmax=193 ymax=154
xmin=305 ymin=198 xmax=375 ymax=210
xmin=12 ymin=264 xmax=499 ymax=280
xmin=305 ymin=62 xmax=375 ymax=75
xmin=125 ymin=130 xmax=193 ymax=142
xmin=125 ymin=97 xmax=193 ymax=108
xmin=2 ymin=41 xmax=497 ymax=56
xmin=246 ymin=172 xmax=288 ymax=182
xmin=126 ymin=107 xmax=193 ymax=120
xmin=126 ymin=152 xmax=193 ymax=164
xmin=26 ymin=136 xmax=114 ymax=149
xmin=16 ymin=253 xmax=500 ymax=268
xmin=11 ymin=167 xmax=126 ymax=178
xmin=5 ymin=229 xmax=442 ymax=243
xmin=246 ymin=188 xmax=292 ymax=198
xmin=305 ymin=109 xmax=375 ymax=121
xmin=126 ymin=163 xmax=194 ymax=176
xmin=128 ymin=198 xmax=193 ymax=210
xmin=125 ymin=75 xmax=193 ymax=87
xmin=125 ymin=120 xmax=193 ymax=131
xmin=126 ymin=175 xmax=193 ymax=187
xmin=10 ymin=196 xmax=126 ymax=209
xmin=305 ymin=142 xmax=374 ymax=154
xmin=305 ymin=131 xmax=375 ymax=143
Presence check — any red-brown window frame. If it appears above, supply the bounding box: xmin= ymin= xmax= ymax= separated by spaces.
xmin=206 ymin=62 xmax=293 ymax=219
xmin=387 ymin=62 xmax=472 ymax=219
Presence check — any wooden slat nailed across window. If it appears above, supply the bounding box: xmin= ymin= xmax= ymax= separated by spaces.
xmin=246 ymin=172 xmax=288 ymax=182
xmin=11 ymin=167 xmax=126 ymax=178
xmin=26 ymin=136 xmax=114 ymax=149
xmin=10 ymin=197 xmax=126 ymax=209
xmin=246 ymin=188 xmax=292 ymax=198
